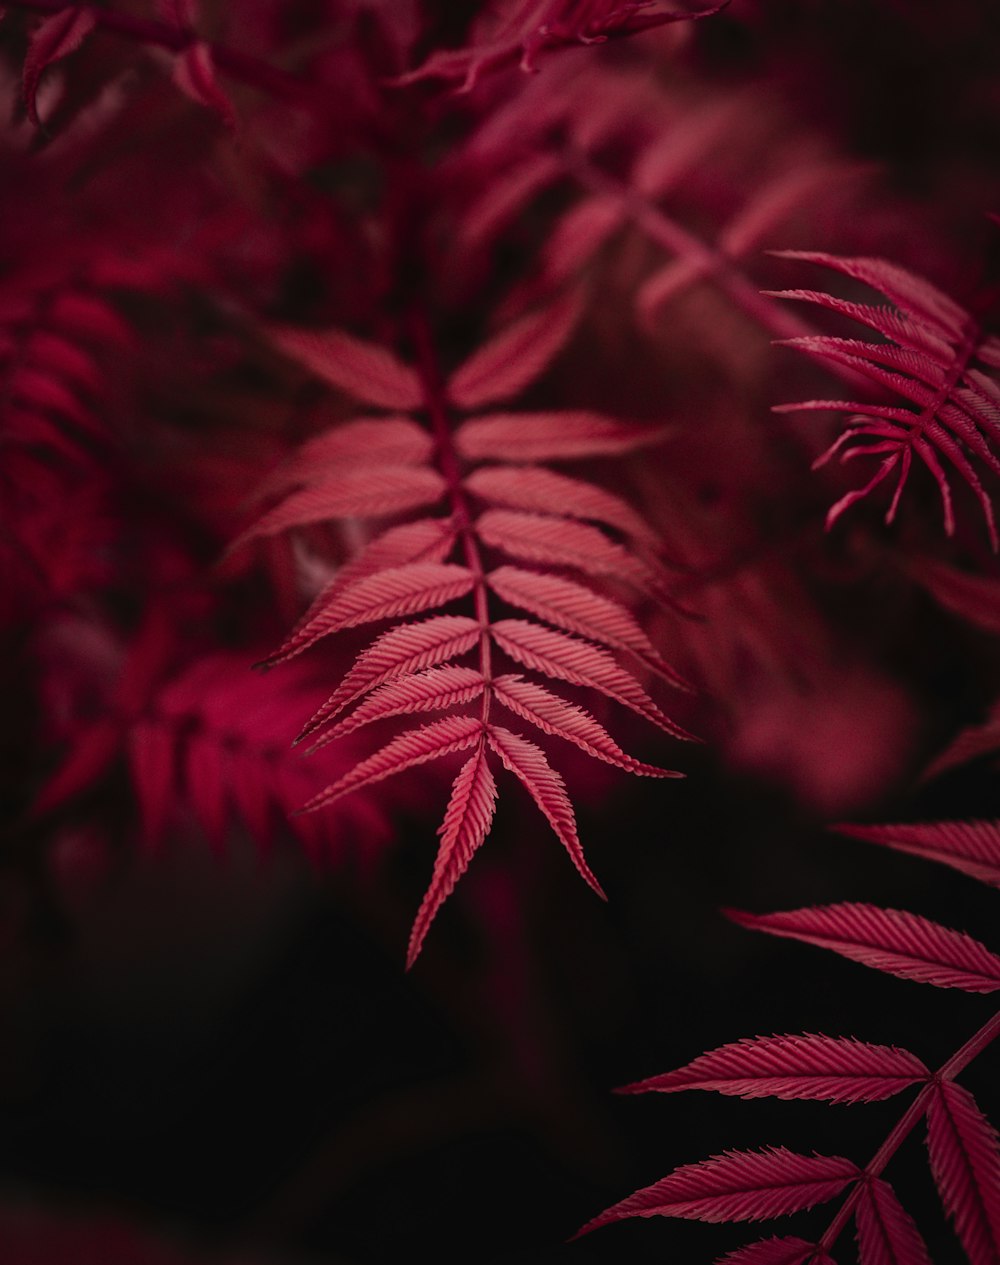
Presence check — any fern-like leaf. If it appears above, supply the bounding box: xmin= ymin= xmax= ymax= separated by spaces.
xmin=455 ymin=411 xmax=671 ymax=462
xmin=855 ymin=1178 xmax=932 ymax=1265
xmin=925 ymin=1081 xmax=1000 ymax=1265
xmin=314 ymin=667 xmax=487 ymax=744
xmin=837 ymin=821 xmax=1000 ymax=889
xmin=491 ymin=674 xmax=680 ymax=777
xmin=769 ymin=251 xmax=1000 ymax=548
xmin=618 ymin=1034 xmax=929 ymax=1104
xmin=406 ymin=741 xmax=498 ymax=968
xmin=266 ymin=325 xmax=423 ymax=409
xmin=576 ymin=1148 xmax=859 ymax=1234
xmin=727 ymin=904 xmax=1000 ymax=993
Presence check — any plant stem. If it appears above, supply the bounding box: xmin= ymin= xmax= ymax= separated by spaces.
xmin=817 ymin=1005 xmax=1000 ymax=1253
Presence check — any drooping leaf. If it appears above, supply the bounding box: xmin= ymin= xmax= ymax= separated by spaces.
xmin=447 ymin=291 xmax=581 ymax=410
xmin=906 ymin=557 xmax=1000 ymax=635
xmin=492 ymin=674 xmax=680 ymax=777
xmin=575 ymin=1148 xmax=859 ymax=1234
xmin=855 ymin=1178 xmax=932 ymax=1265
xmin=23 ymin=5 xmax=97 ymax=125
xmin=491 ymin=618 xmax=696 ymax=735
xmin=926 ymin=1080 xmax=1000 ymax=1265
xmin=456 ymin=411 xmax=671 ymax=463
xmin=618 ymin=1034 xmax=929 ymax=1104
xmin=836 ymin=821 xmax=1000 ymax=889
xmin=726 ymin=904 xmax=1000 ymax=993
xmin=258 ymin=419 xmax=435 ymax=497
xmin=464 ymin=464 xmax=657 ymax=543
xmin=312 ymin=666 xmax=486 ymax=745
xmin=299 ymin=715 xmax=484 ymax=814
xmin=488 ymin=565 xmax=686 ymax=685
xmin=406 ymin=741 xmax=498 ymax=967
xmin=266 ymin=563 xmax=474 ymax=642
xmin=266 ymin=325 xmax=423 ymax=410
xmin=232 ymin=467 xmax=447 ymax=548
xmin=486 ymin=724 xmax=605 ymax=897
xmin=263 ymin=518 xmax=458 ymax=666
xmin=296 ymin=616 xmax=481 ymax=740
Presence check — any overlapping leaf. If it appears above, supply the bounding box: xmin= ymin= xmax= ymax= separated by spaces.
xmin=855 ymin=1178 xmax=932 ymax=1265
xmin=926 ymin=1081 xmax=1000 ymax=1265
xmin=838 ymin=820 xmax=1000 ymax=889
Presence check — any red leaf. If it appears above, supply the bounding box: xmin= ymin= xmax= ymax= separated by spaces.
xmin=575 ymin=1148 xmax=859 ymax=1234
xmin=717 ymin=1238 xmax=832 ymax=1265
xmin=488 ymin=565 xmax=686 ymax=686
xmin=299 ymin=715 xmax=483 ymax=814
xmin=406 ymin=741 xmax=498 ymax=967
xmin=855 ymin=1178 xmax=932 ymax=1265
xmin=258 ymin=419 xmax=434 ymax=498
xmin=486 ymin=724 xmax=605 ymax=897
xmin=926 ymin=1081 xmax=1000 ymax=1265
xmin=477 ymin=509 xmax=657 ymax=591
xmin=269 ymin=563 xmax=474 ymax=644
xmin=619 ymin=1034 xmax=929 ymax=1104
xmin=297 ymin=616 xmax=481 ymax=740
xmin=266 ymin=325 xmax=423 ymax=410
xmin=264 ymin=517 xmax=458 ymax=666
xmin=172 ymin=42 xmax=237 ymax=132
xmin=837 ymin=821 xmax=1000 ymax=889
xmin=232 ymin=467 xmax=446 ymax=548
xmin=491 ymin=618 xmax=697 ymax=735
xmin=447 ymin=291 xmax=582 ymax=410
xmin=492 ymin=674 xmax=680 ymax=777
xmin=456 ymin=411 xmax=671 ymax=463
xmin=312 ymin=666 xmax=486 ymax=746
xmin=23 ymin=5 xmax=97 ymax=125
xmin=464 ymin=464 xmax=657 ymax=543
xmin=726 ymin=904 xmax=1000 ymax=993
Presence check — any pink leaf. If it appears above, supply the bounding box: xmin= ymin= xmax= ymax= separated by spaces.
xmin=619 ymin=1034 xmax=929 ymax=1104
xmin=836 ymin=821 xmax=1000 ymax=889
xmin=313 ymin=666 xmax=485 ymax=745
xmin=464 ymin=464 xmax=657 ymax=542
xmin=266 ymin=325 xmax=423 ymax=410
xmin=258 ymin=419 xmax=434 ymax=497
xmin=855 ymin=1178 xmax=932 ymax=1265
xmin=486 ymin=724 xmax=605 ymax=897
xmin=456 ymin=411 xmax=671 ymax=463
xmin=263 ymin=517 xmax=458 ymax=666
xmin=299 ymin=715 xmax=483 ymax=814
xmin=23 ymin=5 xmax=97 ymax=125
xmin=492 ymin=674 xmax=680 ymax=777
xmin=406 ymin=741 xmax=498 ymax=967
xmin=488 ymin=565 xmax=686 ymax=686
xmin=716 ymin=1237 xmax=832 ymax=1265
xmin=727 ymin=904 xmax=1000 ymax=993
xmin=232 ymin=466 xmax=446 ymax=548
xmin=447 ymin=291 xmax=582 ymax=410
xmin=297 ymin=616 xmax=481 ymax=740
xmin=268 ymin=562 xmax=474 ymax=644
xmin=575 ymin=1147 xmax=859 ymax=1234
xmin=907 ymin=558 xmax=1000 ymax=635
xmin=491 ymin=618 xmax=697 ymax=736
xmin=172 ymin=42 xmax=237 ymax=132
xmin=926 ymin=1081 xmax=1000 ymax=1265
xmin=477 ymin=509 xmax=658 ymax=591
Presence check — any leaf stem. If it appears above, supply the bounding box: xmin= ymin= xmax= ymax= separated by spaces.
xmin=409 ymin=314 xmax=493 ymax=723
xmin=816 ymin=1006 xmax=1000 ymax=1253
